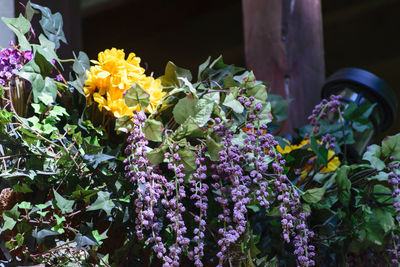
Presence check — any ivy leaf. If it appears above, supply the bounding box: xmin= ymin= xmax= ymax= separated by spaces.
xmin=33 ymin=34 xmax=59 ymax=63
xmin=18 ymin=201 xmax=32 ymax=210
xmin=382 ymin=133 xmax=400 ymax=160
xmin=31 ymin=3 xmax=67 ymax=49
xmin=2 ymin=204 xmax=20 ymax=231
xmin=83 ymin=153 xmax=115 ymax=169
xmin=302 ymin=187 xmax=326 ymax=203
xmin=69 ymin=51 xmax=90 ymax=95
xmin=123 ymin=83 xmax=150 ymax=110
xmin=161 ymin=61 xmax=192 ymax=88
xmin=1 ymin=14 xmax=31 ymax=50
xmin=173 ymin=96 xmax=198 ymax=124
xmin=25 ymin=1 xmax=36 ymax=21
xmin=362 ymin=144 xmax=385 ymax=171
xmin=32 ymin=228 xmax=60 ymax=244
xmin=53 ymin=189 xmax=74 ymax=214
xmin=92 ymin=229 xmax=108 ymax=245
xmin=144 ymin=119 xmax=163 ymax=142
xmin=75 ymin=233 xmax=98 ymax=249
xmin=87 ymin=191 xmax=115 ymax=216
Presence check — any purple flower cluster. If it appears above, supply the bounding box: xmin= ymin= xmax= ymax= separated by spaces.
xmin=124 ymin=111 xmax=167 ymax=260
xmin=0 ymin=41 xmax=32 ymax=86
xmin=307 ymin=95 xmax=342 ymax=135
xmin=321 ymin=133 xmax=336 ymax=150
xmin=211 ymin=118 xmax=248 ymax=266
xmin=163 ymin=148 xmax=190 ymax=266
xmin=188 ymin=146 xmax=208 ymax=267
xmin=388 ymin=158 xmax=400 ymax=264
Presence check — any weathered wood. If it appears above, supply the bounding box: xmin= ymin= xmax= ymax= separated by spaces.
xmin=242 ymin=0 xmax=325 ymax=132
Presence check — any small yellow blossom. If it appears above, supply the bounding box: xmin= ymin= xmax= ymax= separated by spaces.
xmin=84 ymin=48 xmax=165 ymax=118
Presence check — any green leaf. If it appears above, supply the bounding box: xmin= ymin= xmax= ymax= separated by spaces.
xmin=1 ymin=14 xmax=31 ymax=50
xmin=15 ymin=233 xmax=24 ymax=246
xmin=18 ymin=201 xmax=32 ymax=210
xmin=14 ymin=52 xmax=57 ymax=105
xmin=247 ymin=84 xmax=268 ymax=103
xmin=75 ymin=232 xmax=98 ymax=249
xmin=310 ymin=136 xmax=328 ymax=167
xmin=33 ymin=228 xmax=60 ymax=244
xmin=192 ymin=98 xmax=214 ymax=127
xmin=25 ymin=1 xmax=36 ymax=21
xmin=2 ymin=214 xmax=17 ymax=232
xmin=92 ymin=229 xmax=108 ymax=245
xmin=173 ymin=96 xmax=198 ymax=124
xmin=53 ymin=189 xmax=74 ymax=214
xmin=382 ymin=133 xmax=400 ymax=160
xmin=146 ymin=145 xmax=168 ymax=165
xmin=172 ymin=117 xmax=205 ymax=140
xmin=144 ymin=119 xmax=163 ymax=142
xmin=302 ymin=187 xmax=326 ymax=203
xmin=206 ymin=135 xmax=223 ymax=161
xmin=197 ymin=57 xmax=211 ymax=81
xmin=343 ymin=102 xmax=376 ymax=122
xmin=123 ymin=83 xmax=150 ymax=110
xmin=269 ymin=94 xmax=292 ymax=122
xmin=372 ymin=208 xmax=394 ymax=233
xmin=115 ymin=115 xmax=134 ymax=133
xmin=13 ymin=183 xmax=33 ymax=193
xmin=83 ymin=153 xmax=115 ymax=169
xmin=367 ymin=171 xmax=388 ymax=182
xmin=178 ymin=148 xmax=197 ymax=173
xmin=335 ymin=166 xmax=351 ymax=207
xmin=87 ymin=191 xmax=115 ymax=216
xmin=0 ymin=84 xmax=4 ymax=98
xmin=33 ymin=34 xmax=59 ymax=63
xmin=31 ymin=3 xmax=67 ymax=49
xmin=362 ymin=144 xmax=385 ymax=171
xmin=73 ymin=51 xmax=90 ymax=76
xmin=223 ymin=89 xmax=244 ymax=114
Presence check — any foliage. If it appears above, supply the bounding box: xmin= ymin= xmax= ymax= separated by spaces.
xmin=0 ymin=2 xmax=400 ymax=267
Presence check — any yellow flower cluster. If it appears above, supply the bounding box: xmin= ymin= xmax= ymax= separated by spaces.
xmin=277 ymin=139 xmax=340 ymax=174
xmin=84 ymin=48 xmax=165 ymax=118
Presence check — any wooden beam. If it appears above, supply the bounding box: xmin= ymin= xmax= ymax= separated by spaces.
xmin=242 ymin=0 xmax=325 ymax=132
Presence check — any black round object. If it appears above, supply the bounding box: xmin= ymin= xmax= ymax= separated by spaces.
xmin=321 ymin=68 xmax=398 ymax=131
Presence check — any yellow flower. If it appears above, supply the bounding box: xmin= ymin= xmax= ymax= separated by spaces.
xmin=84 ymin=48 xmax=165 ymax=118
xmin=277 ymin=139 xmax=309 ymax=154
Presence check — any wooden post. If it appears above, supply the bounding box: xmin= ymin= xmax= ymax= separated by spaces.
xmin=242 ymin=0 xmax=325 ymax=132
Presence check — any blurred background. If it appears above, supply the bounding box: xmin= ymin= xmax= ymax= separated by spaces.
xmin=1 ymin=0 xmax=399 ymax=135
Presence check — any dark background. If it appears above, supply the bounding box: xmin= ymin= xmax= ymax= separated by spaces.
xmin=17 ymin=0 xmax=400 ymax=135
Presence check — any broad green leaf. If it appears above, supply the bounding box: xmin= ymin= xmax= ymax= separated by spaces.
xmin=206 ymin=135 xmax=223 ymax=161
xmin=172 ymin=116 xmax=205 ymax=140
xmin=302 ymin=187 xmax=326 ymax=203
xmin=310 ymin=136 xmax=328 ymax=167
xmin=123 ymin=83 xmax=150 ymax=110
xmin=192 ymin=98 xmax=214 ymax=126
xmin=1 ymin=14 xmax=31 ymax=50
xmin=2 ymin=214 xmax=16 ymax=232
xmin=362 ymin=144 xmax=385 ymax=171
xmin=197 ymin=56 xmax=211 ymax=81
xmin=53 ymin=189 xmax=74 ymax=214
xmin=75 ymin=232 xmax=98 ymax=249
xmin=73 ymin=51 xmax=90 ymax=76
xmin=269 ymin=94 xmax=292 ymax=122
xmin=382 ymin=133 xmax=400 ymax=160
xmin=31 ymin=3 xmax=67 ymax=49
xmin=247 ymin=84 xmax=268 ymax=103
xmin=144 ymin=119 xmax=163 ymax=142
xmin=147 ymin=146 xmax=168 ymax=166
xmin=115 ymin=115 xmax=134 ymax=133
xmin=173 ymin=96 xmax=198 ymax=124
xmin=335 ymin=166 xmax=351 ymax=207
xmin=367 ymin=171 xmax=388 ymax=182
xmin=25 ymin=1 xmax=35 ymax=21
xmin=87 ymin=191 xmax=115 ymax=216
xmin=372 ymin=208 xmax=394 ymax=233
xmin=178 ymin=148 xmax=197 ymax=173
xmin=223 ymin=89 xmax=243 ymax=114
xmin=33 ymin=34 xmax=58 ymax=63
